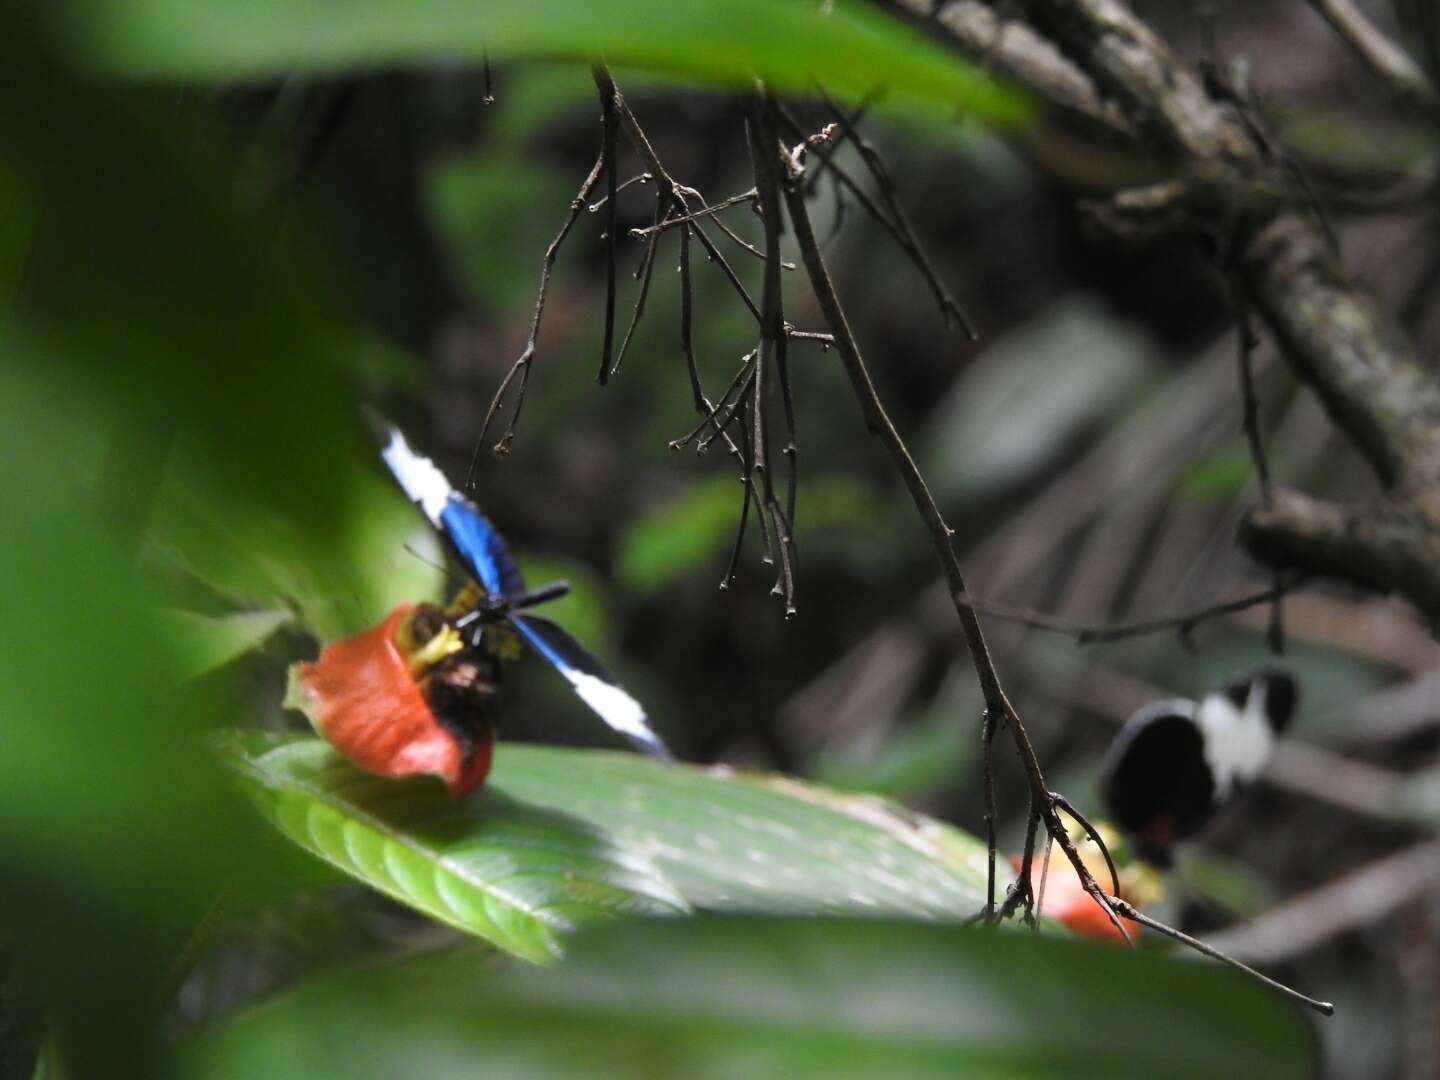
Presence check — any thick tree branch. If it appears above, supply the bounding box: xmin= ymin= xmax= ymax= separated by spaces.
xmin=1240 ymin=488 xmax=1440 ymax=628
xmin=875 ymin=0 xmax=1440 ymax=630
xmin=884 ymin=0 xmax=1134 ymax=140
xmin=1308 ymin=0 xmax=1440 ymax=120
xmin=1239 ymin=214 xmax=1440 ymax=493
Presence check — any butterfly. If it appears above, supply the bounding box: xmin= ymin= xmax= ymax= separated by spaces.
xmin=1098 ymin=666 xmax=1296 ymax=865
xmin=285 ymin=422 xmax=669 ymax=796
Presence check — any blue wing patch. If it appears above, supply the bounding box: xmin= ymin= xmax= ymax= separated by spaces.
xmin=509 ymin=613 xmax=669 ymax=759
xmin=440 ymin=496 xmax=525 ymax=598
xmin=377 ymin=422 xmax=524 ymax=598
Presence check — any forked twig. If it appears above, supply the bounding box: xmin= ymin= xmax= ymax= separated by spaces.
xmin=771 ymin=88 xmax=1324 ymax=1011
xmin=747 ymin=100 xmax=799 ymax=614
xmin=470 ymin=149 xmax=606 ymax=475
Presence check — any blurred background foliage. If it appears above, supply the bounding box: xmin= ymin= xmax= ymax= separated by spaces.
xmin=4 ymin=0 xmax=1438 ymax=1077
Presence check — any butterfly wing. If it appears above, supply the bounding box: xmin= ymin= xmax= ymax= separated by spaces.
xmin=508 ymin=612 xmax=669 ymax=759
xmin=379 ymin=425 xmax=525 ymax=597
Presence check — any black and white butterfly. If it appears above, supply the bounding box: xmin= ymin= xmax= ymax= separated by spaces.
xmin=1099 ymin=666 xmax=1296 ymax=865
xmin=379 ymin=423 xmax=670 ymax=758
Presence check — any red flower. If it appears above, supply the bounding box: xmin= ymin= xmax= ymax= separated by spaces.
xmin=285 ymin=604 xmax=494 ymax=797
xmin=1011 ymin=852 xmax=1142 ymax=944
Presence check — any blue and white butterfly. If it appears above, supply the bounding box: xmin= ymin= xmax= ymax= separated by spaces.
xmin=379 ymin=423 xmax=670 ymax=759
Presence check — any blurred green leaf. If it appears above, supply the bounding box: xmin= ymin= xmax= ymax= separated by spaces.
xmin=0 ymin=20 xmax=428 ymax=1075
xmin=619 ymin=474 xmax=882 ymax=593
xmin=56 ymin=0 xmax=1029 ymax=127
xmin=812 ymin=712 xmax=974 ymax=799
xmin=151 ymin=467 xmax=444 ymax=643
xmin=223 ymin=735 xmax=991 ymax=960
xmin=426 ymin=157 xmax=574 ymax=313
xmin=1177 ymin=452 xmax=1253 ymax=501
xmin=183 ymin=917 xmax=1316 ymax=1079
xmin=159 ymin=608 xmax=295 ymax=679
xmin=222 ymin=734 xmax=689 ymax=964
xmin=1175 ymin=852 xmax=1278 ymax=920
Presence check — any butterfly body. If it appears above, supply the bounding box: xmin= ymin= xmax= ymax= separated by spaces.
xmin=285 ymin=603 xmax=498 ymax=795
xmin=286 ymin=422 xmax=668 ymax=796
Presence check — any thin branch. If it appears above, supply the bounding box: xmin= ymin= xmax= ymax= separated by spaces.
xmin=722 ymin=406 xmax=759 ymax=590
xmin=1233 ymin=297 xmax=1273 ymax=505
xmin=1108 ymin=896 xmax=1336 ymax=1016
xmin=629 ymin=188 xmax=757 ymax=238
xmin=1050 ymin=792 xmax=1120 ymax=899
xmin=586 ymin=171 xmax=651 ymax=211
xmin=670 ymin=353 xmax=757 ymax=451
xmin=999 ymin=799 xmax=1041 ymax=923
xmin=1308 ymin=0 xmax=1440 ymax=120
xmin=820 ymin=92 xmax=978 ymax=339
xmin=982 ymin=707 xmax=999 ymax=918
xmin=776 ymin=93 xmax=1114 ymax=937
xmin=778 ymin=104 xmax=978 ymax=339
xmin=596 ymin=70 xmax=620 ymax=387
xmin=786 ymin=328 xmax=834 ymax=346
xmin=470 ymin=150 xmax=606 ymax=472
xmin=1227 ymin=288 xmax=1289 ymax=648
xmin=611 ymin=190 xmax=667 ymax=378
xmin=747 ymin=101 xmax=798 ymax=614
xmin=956 ymin=579 xmax=1301 ymax=644
xmin=596 ymin=70 xmax=760 ymax=322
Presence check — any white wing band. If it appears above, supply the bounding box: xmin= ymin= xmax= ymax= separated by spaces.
xmin=380 ymin=426 xmax=452 ymax=527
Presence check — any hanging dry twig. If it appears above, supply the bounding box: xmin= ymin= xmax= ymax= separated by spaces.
xmin=768 ymin=90 xmax=1333 ymax=1010
xmin=746 ymin=100 xmax=799 ymax=613
xmin=468 ymin=146 xmax=607 ymax=474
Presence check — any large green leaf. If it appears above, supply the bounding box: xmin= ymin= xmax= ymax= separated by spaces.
xmin=158 ymin=608 xmax=295 ymax=679
xmin=53 ymin=0 xmax=1028 ymax=125
xmin=182 ymin=918 xmax=1316 ymax=1079
xmin=222 ymin=735 xmax=990 ymax=960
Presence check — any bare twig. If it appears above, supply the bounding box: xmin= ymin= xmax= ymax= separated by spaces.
xmin=611 ymin=189 xmax=667 ymax=378
xmin=629 ymin=187 xmax=758 ymax=237
xmin=820 ymin=92 xmax=978 ymax=339
xmin=746 ymin=101 xmax=798 ymax=615
xmin=999 ymin=800 xmax=1041 ymax=923
xmin=1308 ymin=0 xmax=1440 ymax=120
xmin=777 ymin=104 xmax=978 ymax=338
xmin=470 ymin=150 xmax=606 ymax=471
xmin=1109 ymin=896 xmax=1336 ymax=1016
xmin=981 ymin=706 xmax=999 ymax=919
xmin=586 ymin=171 xmax=651 ymax=210
xmin=1229 ymin=298 xmax=1290 ymax=654
xmin=596 ymin=71 xmax=761 ymax=322
xmin=776 ymin=95 xmax=1116 ymax=936
xmin=596 ymin=70 xmax=620 ymax=387
xmin=1051 ymin=792 xmax=1121 ymax=899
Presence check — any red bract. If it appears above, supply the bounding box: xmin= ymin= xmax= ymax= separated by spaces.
xmin=285 ymin=604 xmax=493 ymax=797
xmin=1011 ymin=853 xmax=1141 ymax=944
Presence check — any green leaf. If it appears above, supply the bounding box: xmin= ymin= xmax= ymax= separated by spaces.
xmin=425 ymin=157 xmax=574 ymax=312
xmin=222 ymin=734 xmax=690 ymax=964
xmin=158 ymin=607 xmax=294 ymax=679
xmin=1177 ymin=452 xmax=1253 ymax=501
xmin=182 ymin=918 xmax=1317 ymax=1079
xmin=812 ymin=711 xmax=975 ymax=799
xmin=54 ymin=0 xmax=1029 ymax=127
xmin=222 ymin=735 xmax=990 ymax=960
